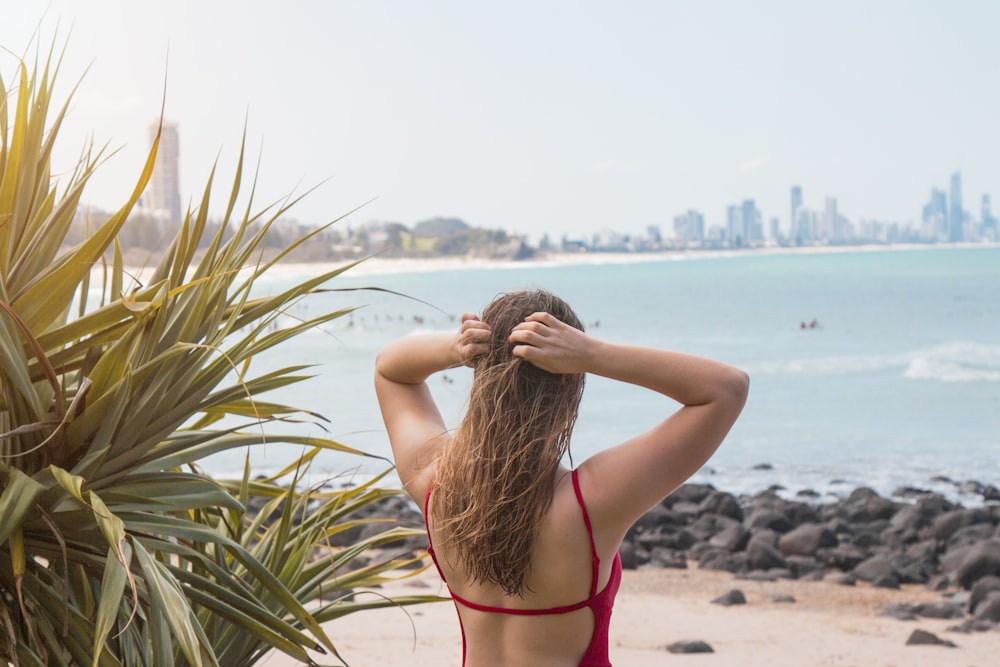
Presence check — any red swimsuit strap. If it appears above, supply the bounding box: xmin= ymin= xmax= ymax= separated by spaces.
xmin=423 ymin=470 xmax=605 ymax=615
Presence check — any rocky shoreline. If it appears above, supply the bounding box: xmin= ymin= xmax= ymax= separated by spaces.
xmin=342 ymin=477 xmax=1000 ymax=636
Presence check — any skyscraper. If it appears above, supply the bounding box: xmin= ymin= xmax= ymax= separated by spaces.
xmin=824 ymin=197 xmax=838 ymax=241
xmin=949 ymin=171 xmax=963 ymax=242
xmin=790 ymin=185 xmax=802 ymax=237
xmin=147 ymin=121 xmax=182 ymax=226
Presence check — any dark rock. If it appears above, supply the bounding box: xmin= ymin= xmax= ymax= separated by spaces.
xmin=785 ymin=555 xmax=823 ymax=579
xmin=947 ymin=618 xmax=998 ymax=633
xmin=752 ymin=463 xmax=774 ymax=470
xmin=698 ymin=491 xmax=744 ymax=521
xmin=770 ymin=594 xmax=796 ymax=603
xmin=826 ymin=572 xmax=857 ymax=586
xmin=925 ymin=576 xmax=951 ymax=591
xmin=841 ymin=487 xmax=899 ymax=523
xmin=745 ymin=509 xmax=793 ymax=534
xmin=930 ymin=475 xmax=954 ymax=484
xmin=778 ymin=523 xmax=838 ymax=556
xmin=637 ymin=528 xmax=698 ymax=551
xmin=933 ymin=509 xmax=988 ymax=543
xmin=665 ymin=640 xmax=714 ymax=654
xmin=796 ymin=489 xmax=820 ymax=499
xmin=708 ymin=522 xmax=751 ymax=552
xmin=983 ymin=484 xmax=1000 ymax=502
xmin=648 ymin=547 xmax=688 ymax=569
xmin=711 ymin=589 xmax=746 ymax=606
xmin=689 ymin=514 xmax=737 ymax=543
xmin=888 ymin=495 xmax=955 ymax=540
xmin=817 ymin=543 xmax=868 ymax=570
xmin=748 ymin=528 xmax=780 ymax=547
xmin=969 ymin=575 xmax=1000 ymax=612
xmin=698 ymin=548 xmax=745 ymax=573
xmin=893 ymin=486 xmax=933 ymax=499
xmin=880 ymin=602 xmax=918 ymax=621
xmin=854 ymin=554 xmax=897 ymax=583
xmin=954 ymin=539 xmax=1000 ymax=589
xmin=747 ymin=535 xmax=788 ymax=572
xmin=904 ymin=629 xmax=957 ymax=647
xmin=631 ymin=504 xmax=678 ymax=535
xmin=872 ymin=574 xmax=901 ymax=589
xmin=737 ymin=571 xmax=777 ymax=582
xmin=948 ymin=523 xmax=996 ymax=551
xmin=973 ymin=592 xmax=1000 ymax=623
xmin=914 ymin=601 xmax=966 ymax=620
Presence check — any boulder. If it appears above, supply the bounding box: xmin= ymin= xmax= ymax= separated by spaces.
xmin=665 ymin=640 xmax=714 ymax=654
xmin=905 ymin=629 xmax=956 ymax=647
xmin=744 ymin=508 xmax=793 ymax=533
xmin=747 ymin=535 xmax=788 ymax=572
xmin=913 ymin=601 xmax=966 ymax=620
xmin=648 ymin=547 xmax=688 ymax=569
xmin=708 ymin=522 xmax=751 ymax=552
xmin=947 ymin=523 xmax=996 ymax=551
xmin=778 ymin=523 xmax=838 ymax=556
xmin=697 ymin=547 xmax=745 ymax=573
xmin=840 ymin=487 xmax=899 ymax=522
xmin=969 ymin=575 xmax=1000 ymax=612
xmin=973 ymin=593 xmax=1000 ymax=623
xmin=854 ymin=554 xmax=898 ymax=583
xmin=698 ymin=490 xmax=744 ymax=521
xmin=817 ymin=543 xmax=868 ymax=570
xmin=933 ymin=509 xmax=987 ymax=543
xmin=711 ymin=589 xmax=746 ymax=606
xmin=954 ymin=539 xmax=1000 ymax=589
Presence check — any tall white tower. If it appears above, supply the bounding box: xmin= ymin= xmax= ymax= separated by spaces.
xmin=147 ymin=121 xmax=182 ymax=225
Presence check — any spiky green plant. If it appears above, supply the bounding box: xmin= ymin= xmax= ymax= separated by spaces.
xmin=0 ymin=44 xmax=441 ymax=667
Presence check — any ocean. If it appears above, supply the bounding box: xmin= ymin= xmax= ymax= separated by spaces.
xmin=205 ymin=246 xmax=1000 ymax=506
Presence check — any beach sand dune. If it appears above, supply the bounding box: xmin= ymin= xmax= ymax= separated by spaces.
xmin=262 ymin=567 xmax=999 ymax=667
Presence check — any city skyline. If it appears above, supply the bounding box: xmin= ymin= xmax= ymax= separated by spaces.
xmin=3 ymin=2 xmax=1000 ymax=240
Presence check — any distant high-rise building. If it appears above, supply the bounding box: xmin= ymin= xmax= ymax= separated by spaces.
xmin=949 ymin=171 xmax=964 ymax=242
xmin=922 ymin=188 xmax=947 ymax=240
xmin=982 ymin=194 xmax=998 ymax=239
xmin=742 ymin=199 xmax=763 ymax=242
xmin=726 ymin=205 xmax=741 ymax=245
xmin=147 ymin=121 xmax=182 ymax=226
xmin=790 ymin=186 xmax=802 ymax=236
xmin=673 ymin=210 xmax=704 ymax=245
xmin=823 ymin=197 xmax=838 ymax=241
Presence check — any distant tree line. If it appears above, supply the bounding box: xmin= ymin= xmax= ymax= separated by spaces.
xmin=66 ymin=210 xmax=536 ymax=265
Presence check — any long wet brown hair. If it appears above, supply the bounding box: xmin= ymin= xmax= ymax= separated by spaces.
xmin=431 ymin=290 xmax=586 ymax=596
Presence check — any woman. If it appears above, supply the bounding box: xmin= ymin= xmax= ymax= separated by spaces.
xmin=375 ymin=290 xmax=748 ymax=667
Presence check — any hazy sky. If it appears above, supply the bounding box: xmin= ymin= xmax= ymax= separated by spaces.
xmin=3 ymin=1 xmax=998 ymax=240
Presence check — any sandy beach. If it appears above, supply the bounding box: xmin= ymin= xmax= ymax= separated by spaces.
xmin=260 ymin=565 xmax=999 ymax=667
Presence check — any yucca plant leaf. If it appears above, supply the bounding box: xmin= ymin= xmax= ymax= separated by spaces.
xmin=134 ymin=543 xmax=215 ymax=667
xmin=92 ymin=542 xmax=132 ymax=667
xmin=0 ymin=464 xmax=44 ymax=545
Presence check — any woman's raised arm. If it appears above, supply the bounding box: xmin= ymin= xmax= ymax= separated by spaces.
xmin=510 ymin=312 xmax=749 ymax=544
xmin=374 ymin=314 xmax=491 ymax=497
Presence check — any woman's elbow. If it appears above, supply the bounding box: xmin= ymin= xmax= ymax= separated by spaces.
xmin=723 ymin=368 xmax=750 ymax=409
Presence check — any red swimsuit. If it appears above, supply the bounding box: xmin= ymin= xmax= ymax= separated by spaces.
xmin=424 ymin=469 xmax=622 ymax=667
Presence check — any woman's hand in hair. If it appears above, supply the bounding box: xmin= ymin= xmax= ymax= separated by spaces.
xmin=509 ymin=312 xmax=597 ymax=374
xmin=455 ymin=313 xmax=492 ymax=367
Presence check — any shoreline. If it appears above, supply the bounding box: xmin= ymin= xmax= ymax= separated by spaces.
xmin=256 ymin=241 xmax=1000 ymax=280
xmin=103 ymin=241 xmax=999 ymax=285
xmin=260 ymin=566 xmax=1000 ymax=667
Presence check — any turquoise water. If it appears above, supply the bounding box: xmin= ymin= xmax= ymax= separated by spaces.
xmin=207 ymin=247 xmax=1000 ymax=504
